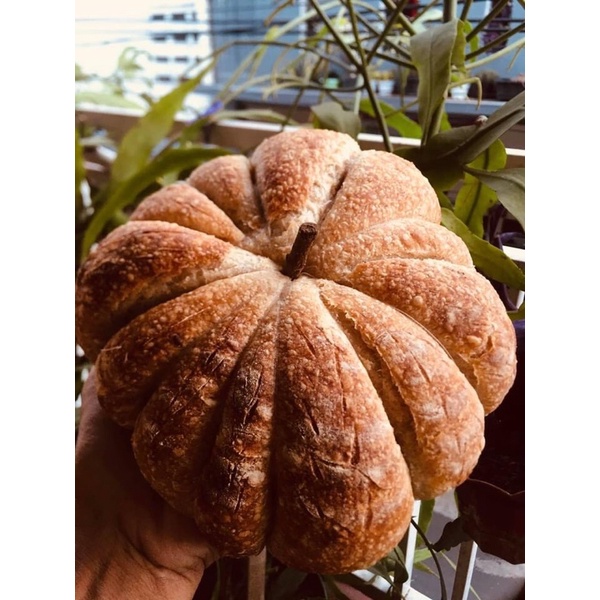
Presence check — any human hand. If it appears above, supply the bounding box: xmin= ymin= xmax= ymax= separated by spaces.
xmin=75 ymin=369 xmax=217 ymax=600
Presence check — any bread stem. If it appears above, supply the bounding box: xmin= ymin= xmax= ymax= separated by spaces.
xmin=282 ymin=222 xmax=318 ymax=280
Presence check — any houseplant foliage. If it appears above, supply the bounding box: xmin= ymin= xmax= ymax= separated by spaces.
xmin=75 ymin=0 xmax=525 ymax=597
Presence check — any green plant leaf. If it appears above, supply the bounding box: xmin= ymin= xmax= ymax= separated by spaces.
xmin=414 ymin=561 xmax=437 ymax=575
xmin=435 ymin=189 xmax=454 ymax=210
xmin=110 ymin=61 xmax=215 ymax=186
xmin=433 ymin=91 xmax=525 ymax=166
xmin=311 ymin=102 xmax=361 ymax=138
xmin=450 ymin=20 xmax=467 ymax=76
xmin=81 ymin=145 xmax=230 ymax=259
xmin=397 ymin=143 xmax=464 ymax=190
xmin=75 ymin=129 xmax=86 ymax=214
xmin=209 ymin=109 xmax=299 ymax=125
xmin=509 ymin=299 xmax=525 ymax=321
xmin=464 ymin=166 xmax=525 ymax=230
xmin=463 ymin=20 xmax=479 ymax=54
xmin=417 ymin=498 xmax=436 ymax=543
xmin=367 ymin=562 xmax=395 ymax=586
xmin=359 ymin=98 xmax=422 ymax=138
xmin=454 ymin=174 xmax=496 ymax=238
xmin=396 ymin=93 xmax=523 ymax=189
xmin=454 ymin=139 xmax=507 ymax=236
xmin=414 ymin=548 xmax=433 ymax=563
xmin=441 ymin=208 xmax=525 ymax=290
xmin=410 ymin=19 xmax=461 ymax=142
xmin=116 ymin=47 xmax=149 ymax=74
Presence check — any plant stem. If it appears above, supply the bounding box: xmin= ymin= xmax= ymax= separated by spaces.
xmin=380 ymin=0 xmax=417 ymax=36
xmin=351 ymin=7 xmax=413 ymax=61
xmin=443 ymin=0 xmax=457 ymax=22
xmin=466 ymin=0 xmax=512 ymax=41
xmin=282 ymin=223 xmax=318 ymax=279
xmin=459 ymin=0 xmax=474 ymax=22
xmin=342 ymin=0 xmax=393 ymax=151
xmin=411 ymin=518 xmax=448 ymax=600
xmin=466 ymin=37 xmax=525 ymax=71
xmin=466 ymin=23 xmax=525 ymax=60
xmin=366 ymin=0 xmax=407 ymax=63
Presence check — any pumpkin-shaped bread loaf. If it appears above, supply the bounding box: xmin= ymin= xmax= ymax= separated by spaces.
xmin=75 ymin=128 xmax=517 ymax=574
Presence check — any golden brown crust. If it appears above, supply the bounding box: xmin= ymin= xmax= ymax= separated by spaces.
xmin=194 ymin=303 xmax=281 ymax=556
xmin=74 ymin=128 xmax=518 ymax=574
xmin=311 ymin=151 xmax=441 ymax=256
xmin=75 ymin=220 xmax=277 ymax=361
xmin=250 ymin=129 xmax=360 ymax=222
xmin=132 ymin=278 xmax=285 ymax=518
xmin=317 ymin=280 xmax=484 ymax=500
xmin=248 ymin=129 xmax=361 ymax=263
xmin=307 ymin=217 xmax=473 ymax=280
xmin=267 ymin=279 xmax=414 ymax=573
xmin=345 ymin=258 xmax=517 ymax=414
xmin=187 ymin=155 xmax=264 ymax=233
xmin=130 ymin=181 xmax=245 ymax=244
xmin=95 ymin=271 xmax=286 ymax=427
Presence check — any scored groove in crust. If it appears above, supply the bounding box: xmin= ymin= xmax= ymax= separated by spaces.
xmin=266 ymin=278 xmax=414 ymax=574
xmin=344 ymin=258 xmax=517 ymax=414
xmin=130 ymin=181 xmax=245 ymax=244
xmin=193 ymin=288 xmax=287 ymax=557
xmin=317 ymin=280 xmax=484 ymax=500
xmin=96 ymin=271 xmax=286 ymax=427
xmin=75 ymin=220 xmax=279 ymax=360
xmin=133 ymin=280 xmax=286 ymax=536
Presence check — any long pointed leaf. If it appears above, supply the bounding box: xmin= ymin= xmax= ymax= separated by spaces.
xmin=416 ymin=498 xmax=436 ymax=542
xmin=465 ymin=166 xmax=525 ymax=229
xmin=396 ymin=92 xmax=524 ymax=189
xmin=359 ymin=98 xmax=422 ymax=138
xmin=454 ymin=174 xmax=497 ymax=238
xmin=410 ymin=20 xmax=461 ymax=142
xmin=454 ymin=139 xmax=507 ymax=236
xmin=445 ymin=91 xmax=525 ymax=165
xmin=110 ymin=60 xmax=215 ymax=186
xmin=311 ymin=102 xmax=361 ymax=138
xmin=75 ymin=129 xmax=86 ymax=217
xmin=442 ymin=208 xmax=525 ymax=290
xmin=81 ymin=146 xmax=230 ymax=259
xmin=439 ymin=92 xmax=523 ymax=160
